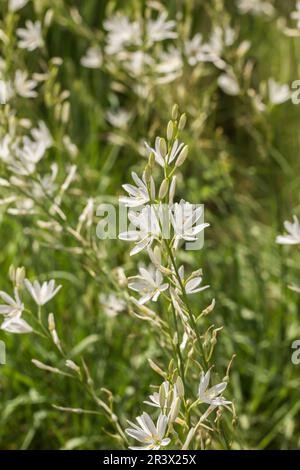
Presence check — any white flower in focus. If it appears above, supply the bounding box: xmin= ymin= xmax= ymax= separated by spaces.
xmin=128 ymin=266 xmax=169 ymax=304
xmin=14 ymin=70 xmax=38 ymax=98
xmin=276 ymin=215 xmax=300 ymax=245
xmin=106 ymin=108 xmax=132 ymax=129
xmin=146 ymin=11 xmax=177 ymax=44
xmin=199 ymin=370 xmax=231 ymax=406
xmin=171 ymin=200 xmax=209 ymax=247
xmin=291 ymin=1 xmax=300 ymax=28
xmin=80 ymin=47 xmax=102 ymax=69
xmin=8 ymin=0 xmax=29 ymax=12
xmin=236 ymin=0 xmax=274 ymax=16
xmin=24 ymin=279 xmax=62 ymax=306
xmin=17 ymin=20 xmax=44 ymax=51
xmin=99 ymin=293 xmax=125 ymax=318
xmin=119 ymin=205 xmax=161 ymax=255
xmin=120 ymin=172 xmax=154 ymax=208
xmin=268 ymin=79 xmax=290 ymax=105
xmin=0 ymin=288 xmax=24 ymax=317
xmin=125 ymin=412 xmax=170 ymax=450
xmin=218 ymin=73 xmax=240 ymax=96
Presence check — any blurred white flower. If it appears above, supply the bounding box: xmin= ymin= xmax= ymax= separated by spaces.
xmin=14 ymin=70 xmax=38 ymax=98
xmin=128 ymin=266 xmax=169 ymax=304
xmin=155 ymin=46 xmax=183 ymax=83
xmin=119 ymin=205 xmax=161 ymax=255
xmin=146 ymin=11 xmax=177 ymax=45
xmin=218 ymin=73 xmax=240 ymax=96
xmin=106 ymin=108 xmax=132 ymax=129
xmin=125 ymin=412 xmax=170 ymax=450
xmin=120 ymin=172 xmax=154 ymax=208
xmin=25 ymin=279 xmax=62 ymax=306
xmin=0 ymin=288 xmax=24 ymax=317
xmin=236 ymin=0 xmax=274 ymax=17
xmin=8 ymin=0 xmax=29 ymax=12
xmin=268 ymin=78 xmax=290 ymax=105
xmin=80 ymin=47 xmax=102 ymax=69
xmin=104 ymin=14 xmax=141 ymax=55
xmin=199 ymin=370 xmax=231 ymax=406
xmin=17 ymin=20 xmax=43 ymax=51
xmin=1 ymin=316 xmax=32 ymax=334
xmin=291 ymin=1 xmax=300 ymax=28
xmin=99 ymin=293 xmax=125 ymax=318
xmin=0 ymin=79 xmax=13 ymax=104
xmin=276 ymin=215 xmax=300 ymax=245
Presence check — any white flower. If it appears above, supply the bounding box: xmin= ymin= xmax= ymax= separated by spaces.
xmin=24 ymin=279 xmax=62 ymax=306
xmin=145 ymin=137 xmax=184 ymax=168
xmin=80 ymin=47 xmax=102 ymax=69
xmin=128 ymin=266 xmax=169 ymax=304
xmin=171 ymin=200 xmax=209 ymax=246
xmin=106 ymin=108 xmax=132 ymax=129
xmin=104 ymin=14 xmax=141 ymax=55
xmin=177 ymin=266 xmax=209 ymax=295
xmin=268 ymin=79 xmax=290 ymax=105
xmin=218 ymin=73 xmax=240 ymax=96
xmin=120 ymin=172 xmax=154 ymax=208
xmin=276 ymin=215 xmax=300 ymax=245
xmin=17 ymin=20 xmax=44 ymax=51
xmin=0 ymin=288 xmax=24 ymax=317
xmin=291 ymin=1 xmax=300 ymax=28
xmin=31 ymin=121 xmax=53 ymax=150
xmin=0 ymin=79 xmax=13 ymax=104
xmin=199 ymin=370 xmax=231 ymax=406
xmin=8 ymin=0 xmax=29 ymax=12
xmin=1 ymin=316 xmax=32 ymax=334
xmin=146 ymin=11 xmax=177 ymax=44
xmin=14 ymin=70 xmax=38 ymax=98
xmin=119 ymin=205 xmax=161 ymax=255
xmin=236 ymin=0 xmax=274 ymax=17
xmin=0 ymin=288 xmax=31 ymax=334
xmin=125 ymin=412 xmax=170 ymax=450
xmin=155 ymin=46 xmax=183 ymax=84
xmin=99 ymin=293 xmax=125 ymax=318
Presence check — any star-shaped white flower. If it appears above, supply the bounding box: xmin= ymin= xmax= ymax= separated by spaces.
xmin=198 ymin=370 xmax=231 ymax=407
xmin=276 ymin=215 xmax=300 ymax=245
xmin=128 ymin=266 xmax=169 ymax=304
xmin=125 ymin=412 xmax=170 ymax=450
xmin=17 ymin=20 xmax=44 ymax=51
xmin=24 ymin=279 xmax=62 ymax=306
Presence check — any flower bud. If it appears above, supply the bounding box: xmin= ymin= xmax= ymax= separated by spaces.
xmin=176 ymin=376 xmax=185 ymax=397
xmin=159 ymin=383 xmax=166 ymax=408
xmin=159 ymin=178 xmax=169 ymax=199
xmin=175 ymin=145 xmax=189 ymax=167
xmin=169 ymin=396 xmax=181 ymax=422
xmin=172 ymin=104 xmax=179 ymax=120
xmin=167 ymin=121 xmax=174 ymax=141
xmin=159 ymin=138 xmax=167 ymax=158
xmin=178 ymin=113 xmax=187 ymax=130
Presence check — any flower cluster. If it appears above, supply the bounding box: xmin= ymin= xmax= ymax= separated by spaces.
xmin=120 ymin=107 xmax=233 ymax=449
